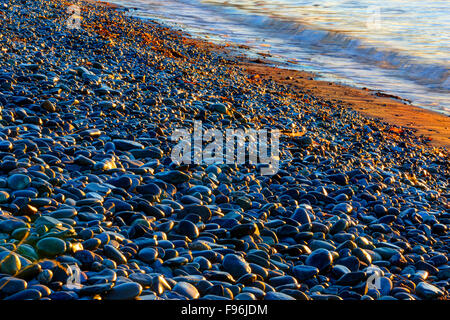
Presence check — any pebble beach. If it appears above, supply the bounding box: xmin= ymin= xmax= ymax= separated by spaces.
xmin=0 ymin=0 xmax=449 ymax=301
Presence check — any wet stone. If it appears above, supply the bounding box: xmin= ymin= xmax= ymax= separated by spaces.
xmin=332 ymin=203 xmax=352 ymax=214
xmin=130 ymin=147 xmax=163 ymax=159
xmin=0 ymin=141 xmax=12 ymax=152
xmin=138 ymin=247 xmax=158 ymax=264
xmin=0 ymin=277 xmax=27 ymax=296
xmin=292 ymin=265 xmax=319 ymax=281
xmin=229 ymin=223 xmax=258 ymax=238
xmin=155 ymin=170 xmax=190 ymax=184
xmin=336 ymin=271 xmax=367 ymax=286
xmin=7 ymin=174 xmax=31 ymax=190
xmin=40 ymin=100 xmax=56 ymax=112
xmin=0 ymin=251 xmax=21 ymax=275
xmin=176 ymin=220 xmax=199 ymax=239
xmin=79 ymin=283 xmax=114 ymax=296
xmin=291 ymin=207 xmax=311 ymax=224
xmin=415 ymin=282 xmax=444 ymax=299
xmin=113 ymin=139 xmax=144 ymax=151
xmin=128 ymin=273 xmax=153 ymax=286
xmin=179 ymin=205 xmax=212 ymax=221
xmin=264 ymin=291 xmax=295 ymax=300
xmin=4 ymin=288 xmax=42 ymax=300
xmin=173 ymin=281 xmax=200 ymax=299
xmin=103 ymin=245 xmax=127 ymax=265
xmin=327 ymin=174 xmax=348 ymax=186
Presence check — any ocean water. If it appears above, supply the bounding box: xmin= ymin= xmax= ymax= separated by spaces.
xmin=109 ymin=0 xmax=450 ymax=115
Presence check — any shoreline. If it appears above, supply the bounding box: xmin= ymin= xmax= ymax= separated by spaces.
xmin=104 ymin=0 xmax=449 ymax=149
